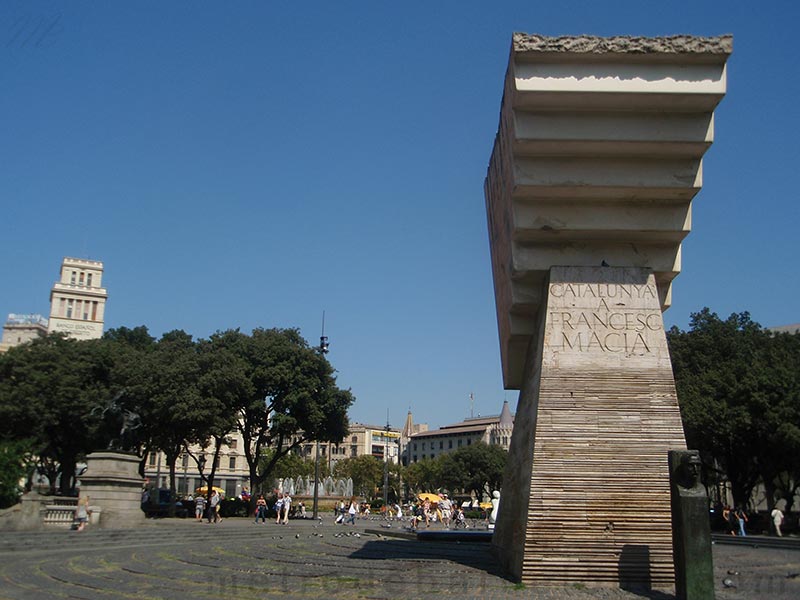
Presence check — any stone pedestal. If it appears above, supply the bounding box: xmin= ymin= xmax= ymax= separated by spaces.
xmin=492 ymin=267 xmax=686 ymax=586
xmin=78 ymin=451 xmax=144 ymax=529
xmin=669 ymin=450 xmax=714 ymax=599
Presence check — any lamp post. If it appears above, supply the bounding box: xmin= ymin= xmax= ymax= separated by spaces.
xmin=383 ymin=417 xmax=390 ymax=508
xmin=312 ymin=312 xmax=329 ymax=520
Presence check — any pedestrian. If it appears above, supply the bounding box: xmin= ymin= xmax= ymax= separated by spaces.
xmin=771 ymin=505 xmax=785 ymax=537
xmin=274 ymin=492 xmax=284 ymax=524
xmin=282 ymin=493 xmax=292 ymax=524
xmin=75 ymin=495 xmax=91 ymax=532
xmin=440 ymin=494 xmax=453 ymax=528
xmin=722 ymin=505 xmax=736 ymax=535
xmin=195 ymin=495 xmax=206 ymax=522
xmin=298 ymin=501 xmax=306 ymax=519
xmin=345 ymin=496 xmax=357 ymax=525
xmin=208 ymin=490 xmax=221 ymax=524
xmin=735 ymin=506 xmax=748 ymax=537
xmin=254 ymin=494 xmax=267 ymax=524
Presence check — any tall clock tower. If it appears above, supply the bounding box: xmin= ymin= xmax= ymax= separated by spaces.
xmin=48 ymin=257 xmax=108 ymax=340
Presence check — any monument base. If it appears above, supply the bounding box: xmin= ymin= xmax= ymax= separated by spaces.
xmin=79 ymin=451 xmax=145 ymax=529
xmin=492 ymin=267 xmax=686 ymax=587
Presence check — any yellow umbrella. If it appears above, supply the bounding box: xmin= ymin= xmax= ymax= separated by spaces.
xmin=479 ymin=502 xmax=493 ymax=510
xmin=417 ymin=493 xmax=441 ymax=504
xmin=195 ymin=486 xmax=225 ymax=497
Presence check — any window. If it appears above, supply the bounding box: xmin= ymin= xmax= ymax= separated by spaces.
xmin=225 ymin=480 xmax=236 ymax=498
xmin=422 ymin=454 xmax=426 ymax=460
xmin=181 ymin=455 xmax=188 ymax=468
xmin=439 ymin=441 xmax=443 ymax=449
xmin=422 ymin=442 xmax=425 ymax=451
xmin=79 ymin=272 xmax=84 ymax=285
xmin=91 ymin=301 xmax=98 ymax=320
xmin=229 ymin=457 xmax=236 ymax=470
xmin=66 ymin=299 xmax=73 ymax=318
xmin=70 ymin=271 xmax=76 ymax=284
xmin=229 ymin=438 xmax=238 ymax=449
xmin=458 ymin=440 xmax=462 ymax=447
xmin=413 ymin=455 xmax=417 ymax=462
xmin=351 ymin=435 xmax=358 ymax=443
xmin=87 ymin=273 xmax=93 ymax=286
xmin=351 ymin=446 xmax=357 ymax=457
xmin=449 ymin=440 xmax=453 ymax=449
xmin=413 ymin=443 xmax=417 ymax=451
xmin=148 ymin=452 xmax=157 ymax=466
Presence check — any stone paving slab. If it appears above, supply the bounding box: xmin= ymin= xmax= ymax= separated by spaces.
xmin=0 ymin=518 xmax=797 ymax=599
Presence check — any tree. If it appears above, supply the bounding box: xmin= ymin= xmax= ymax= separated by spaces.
xmin=668 ymin=309 xmax=800 ymax=510
xmin=203 ymin=328 xmax=353 ymax=512
xmin=0 ymin=440 xmax=34 ymax=508
xmin=109 ymin=329 xmax=208 ymax=515
xmin=0 ymin=334 xmax=112 ymax=494
xmin=438 ymin=443 xmax=507 ymax=500
xmin=403 ymin=458 xmax=441 ymax=495
xmin=333 ymin=455 xmax=384 ymax=498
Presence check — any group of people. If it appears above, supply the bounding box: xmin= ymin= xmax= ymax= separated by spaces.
xmin=254 ymin=492 xmax=304 ymax=524
xmin=193 ymin=489 xmax=222 ymax=523
xmin=722 ymin=505 xmax=749 ymax=536
xmin=407 ymin=494 xmax=466 ymax=530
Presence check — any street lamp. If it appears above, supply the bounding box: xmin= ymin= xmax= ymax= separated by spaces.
xmin=383 ymin=416 xmax=390 ymax=508
xmin=312 ymin=311 xmax=329 ymax=520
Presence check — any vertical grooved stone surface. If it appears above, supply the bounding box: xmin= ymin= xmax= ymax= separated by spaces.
xmin=492 ymin=267 xmax=686 ymax=587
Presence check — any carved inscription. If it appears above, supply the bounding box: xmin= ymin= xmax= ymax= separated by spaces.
xmin=548 ymin=283 xmax=661 ymax=354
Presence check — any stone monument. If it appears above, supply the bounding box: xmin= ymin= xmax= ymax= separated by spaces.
xmin=79 ymin=397 xmax=145 ymax=528
xmin=669 ymin=450 xmax=714 ymax=599
xmin=79 ymin=451 xmax=144 ymax=528
xmin=485 ymin=34 xmax=731 ymax=587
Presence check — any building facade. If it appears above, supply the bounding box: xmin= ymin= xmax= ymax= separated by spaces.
xmin=405 ymin=401 xmax=514 ymax=463
xmin=144 ymin=422 xmax=402 ymax=499
xmin=0 ymin=313 xmax=49 ymax=353
xmin=48 ymin=257 xmax=107 ymax=340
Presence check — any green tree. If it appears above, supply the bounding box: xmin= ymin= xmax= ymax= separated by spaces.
xmin=333 ymin=455 xmax=384 ymax=498
xmin=668 ymin=309 xmax=800 ymax=510
xmin=0 ymin=334 xmax=111 ymax=494
xmin=0 ymin=440 xmax=34 ymax=508
xmin=203 ymin=328 xmax=353 ymax=512
xmin=438 ymin=443 xmax=507 ymax=500
xmin=403 ymin=457 xmax=441 ymax=495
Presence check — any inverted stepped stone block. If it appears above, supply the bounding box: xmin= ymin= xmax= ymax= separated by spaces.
xmin=485 ymin=34 xmax=731 ymax=588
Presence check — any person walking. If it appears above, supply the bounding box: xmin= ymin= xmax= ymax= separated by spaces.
xmin=195 ymin=495 xmax=207 ymax=522
xmin=75 ymin=495 xmax=91 ymax=532
xmin=345 ymin=497 xmax=357 ymax=525
xmin=281 ymin=493 xmax=292 ymax=524
xmin=735 ymin=506 xmax=748 ymax=537
xmin=274 ymin=492 xmax=284 ymax=524
xmin=208 ymin=490 xmax=221 ymax=524
xmin=771 ymin=506 xmax=785 ymax=537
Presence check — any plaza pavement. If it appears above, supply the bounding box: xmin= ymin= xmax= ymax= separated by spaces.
xmin=0 ymin=516 xmax=797 ymax=600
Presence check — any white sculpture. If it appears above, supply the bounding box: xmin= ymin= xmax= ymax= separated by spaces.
xmin=490 ymin=490 xmax=501 ymax=525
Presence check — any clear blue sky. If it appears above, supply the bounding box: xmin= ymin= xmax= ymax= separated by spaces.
xmin=2 ymin=1 xmax=798 ymax=431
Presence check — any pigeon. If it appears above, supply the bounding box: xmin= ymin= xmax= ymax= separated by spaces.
xmin=601 ymin=260 xmax=610 ymax=267
xmin=722 ymin=578 xmax=737 ymax=588
xmin=295 ymin=534 xmax=300 ymax=539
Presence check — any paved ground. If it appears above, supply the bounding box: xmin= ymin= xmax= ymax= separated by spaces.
xmin=0 ymin=517 xmax=797 ymax=600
